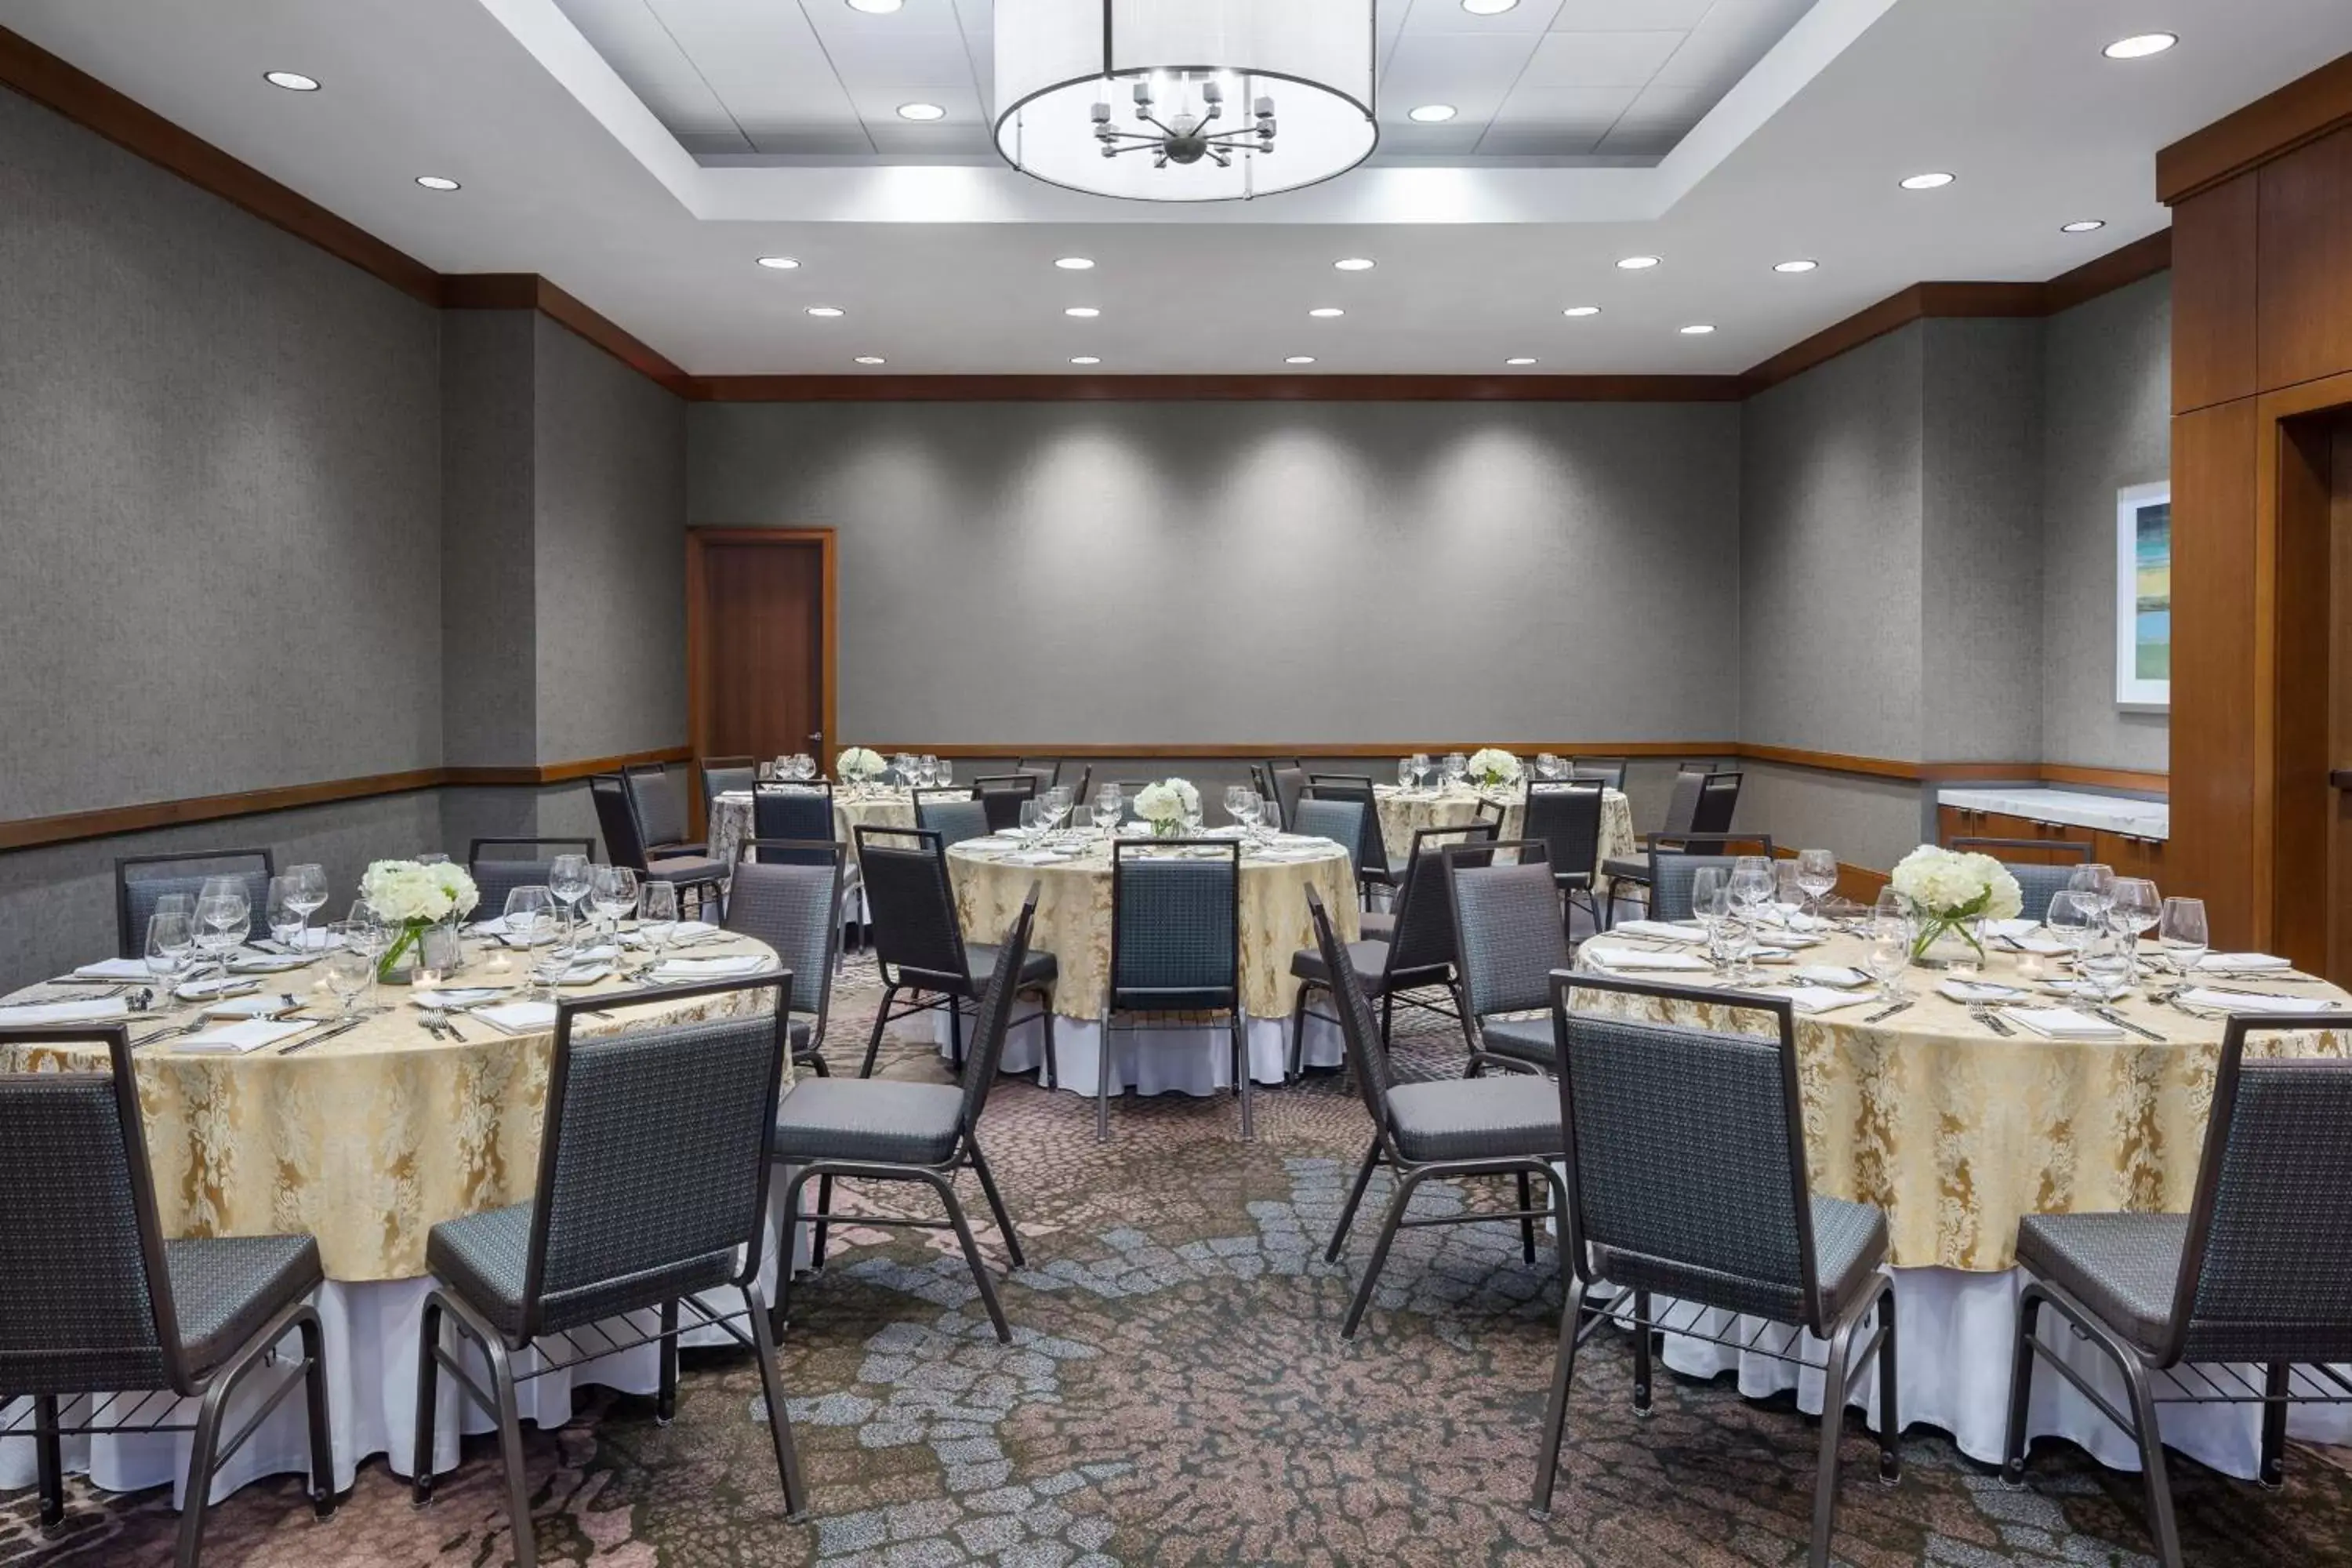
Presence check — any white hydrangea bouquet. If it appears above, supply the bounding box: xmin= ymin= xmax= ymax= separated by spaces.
xmin=1889 ymin=845 xmax=2022 ymax=967
xmin=1133 ymin=778 xmax=1201 ymax=837
xmin=358 ymin=858 xmax=479 ymax=980
xmin=837 ymin=746 xmax=886 ymax=784
xmin=1466 ymin=747 xmax=1522 ymax=789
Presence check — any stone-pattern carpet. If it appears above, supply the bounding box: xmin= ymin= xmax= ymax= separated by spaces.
xmin=8 ymin=953 xmax=2352 ymax=1567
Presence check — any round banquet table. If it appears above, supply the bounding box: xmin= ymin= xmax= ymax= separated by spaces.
xmin=1563 ymin=927 xmax=2352 ymax=1479
xmin=0 ymin=931 xmax=799 ymax=1507
xmin=709 ymin=782 xmax=916 ymax=873
xmin=945 ymin=829 xmax=1359 ymax=1094
xmin=1373 ymin=782 xmax=1635 ymax=893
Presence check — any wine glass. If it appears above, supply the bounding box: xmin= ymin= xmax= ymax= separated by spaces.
xmin=590 ymin=865 xmax=639 ymax=946
xmin=193 ymin=890 xmax=249 ymax=993
xmin=1235 ymin=789 xmax=1265 ymax=844
xmin=1863 ymin=913 xmax=1911 ymax=1003
xmin=1225 ymin=784 xmax=1250 ymax=826
xmin=547 ymin=853 xmax=593 ymax=953
xmin=490 ymin=885 xmax=554 ymax=976
xmin=286 ymin=863 xmax=328 ymax=948
xmin=146 ymin=911 xmax=194 ymax=993
xmin=2108 ymin=877 xmax=2160 ymax=978
xmin=637 ymin=881 xmax=680 ymax=974
xmin=1409 ymin=753 xmax=1432 ymax=789
xmin=2045 ymin=890 xmax=2094 ymax=973
xmin=2077 ymin=931 xmax=2136 ymax=1004
xmin=935 ymin=757 xmax=953 ymax=786
xmin=267 ymin=876 xmax=306 ymax=951
xmin=1794 ymin=848 xmax=1838 ymax=920
xmin=921 ymin=753 xmax=941 ymax=787
xmin=322 ymin=924 xmax=373 ymax=1018
xmin=2157 ymin=896 xmax=2209 ymax=978
xmin=1018 ymin=800 xmax=1044 ymax=847
xmin=1534 ymin=752 xmax=1561 ymax=782
xmin=1045 ymin=786 xmax=1073 ymax=833
xmin=1093 ymin=785 xmax=1122 ymax=833
xmin=1397 ymin=757 xmax=1416 ymax=789
xmin=1441 ymin=751 xmax=1468 ymax=788
xmin=1693 ymin=881 xmax=1744 ymax=978
xmin=2066 ymin=862 xmax=2116 ymax=924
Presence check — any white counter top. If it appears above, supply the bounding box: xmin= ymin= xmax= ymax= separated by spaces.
xmin=1939 ymin=787 xmax=2168 ymax=840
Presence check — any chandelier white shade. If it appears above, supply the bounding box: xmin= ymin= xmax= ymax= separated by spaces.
xmin=993 ymin=0 xmax=1377 ymax=202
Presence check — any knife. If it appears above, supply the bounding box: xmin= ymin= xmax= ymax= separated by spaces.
xmin=2092 ymin=1006 xmax=2168 ymax=1042
xmin=279 ymin=1017 xmax=365 ymax=1055
xmin=1863 ymin=1000 xmax=1913 ymax=1025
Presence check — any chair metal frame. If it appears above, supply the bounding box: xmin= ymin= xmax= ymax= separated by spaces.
xmin=1610 ymin=832 xmax=1779 ymax=925
xmin=409 ymin=977 xmax=807 ymax=1562
xmin=779 ymin=891 xmax=1040 ymax=1345
xmin=1566 ymin=757 xmax=1628 ymax=791
xmin=1439 ymin=840 xmax=1571 ymax=1077
xmin=972 ymin=772 xmax=1040 ymax=833
xmin=1530 ymin=972 xmax=1899 ymax=1566
xmin=590 ymin=774 xmax=724 ymax=916
xmin=1100 ymin=838 xmax=1250 ymax=1142
xmin=623 ymin=760 xmax=706 ymax=855
xmin=1305 ymin=774 xmax=1396 ymax=895
xmin=2001 ymin=1015 xmax=2352 ymax=1568
xmin=0 ymin=1025 xmax=335 ymax=1567
xmin=114 ymin=847 xmax=277 ymax=960
xmin=1522 ymin=782 xmax=1609 ymax=937
xmin=1015 ymin=757 xmax=1065 ymax=787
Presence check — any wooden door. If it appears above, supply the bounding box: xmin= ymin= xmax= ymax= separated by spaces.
xmin=686 ymin=529 xmax=837 ymax=795
xmin=2270 ymin=406 xmax=2352 ymax=978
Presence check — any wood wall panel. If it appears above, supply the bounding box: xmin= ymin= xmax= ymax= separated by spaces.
xmin=2168 ymin=398 xmax=2262 ymax=946
xmin=2170 ymin=179 xmax=2261 ymax=413
xmin=2256 ymin=128 xmax=2352 ymax=394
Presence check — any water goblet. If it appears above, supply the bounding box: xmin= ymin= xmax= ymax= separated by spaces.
xmin=323 ymin=924 xmax=373 ymax=1018
xmin=1409 ymin=753 xmax=1432 ymax=789
xmin=146 ymin=911 xmax=194 ymax=993
xmin=1794 ymin=848 xmax=1838 ymax=920
xmin=548 ymin=853 xmax=593 ymax=953
xmin=590 ymin=864 xmax=639 ymax=946
xmin=1094 ymin=785 xmax=1122 ymax=833
xmin=286 ymin=862 xmax=328 ymax=948
xmin=2065 ymin=862 xmax=2116 ymax=924
xmin=2157 ymin=896 xmax=2209 ymax=978
xmin=2108 ymin=877 xmax=2159 ymax=978
xmin=637 ymin=882 xmax=680 ymax=976
xmin=267 ymin=874 xmax=307 ymax=952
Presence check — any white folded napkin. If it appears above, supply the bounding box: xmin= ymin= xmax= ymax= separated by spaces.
xmin=176 ymin=1018 xmax=312 ymax=1054
xmin=1793 ymin=965 xmax=1871 ymax=989
xmin=541 ymin=963 xmax=612 ymax=987
xmin=2180 ymin=987 xmax=2336 ymax=1015
xmin=666 ymin=921 xmax=720 ymax=942
xmin=0 ymin=996 xmax=131 ymax=1027
xmin=1937 ymin=979 xmax=2034 ymax=1004
xmin=2009 ymin=935 xmax=2073 ymax=956
xmin=1984 ymin=919 xmax=2045 ymax=941
xmin=411 ymin=987 xmax=516 ymax=1009
xmin=652 ymin=955 xmax=771 ymax=981
xmin=2004 ymin=1007 xmax=2125 ymax=1040
xmin=1003 ymin=850 xmax=1075 ymax=865
xmin=72 ymin=957 xmax=156 ymax=981
xmin=201 ymin=995 xmax=300 ymax=1019
xmin=230 ymin=952 xmax=314 ymax=975
xmin=281 ymin=927 xmax=346 ymax=953
xmin=474 ymin=1000 xmax=558 ymax=1036
xmin=1762 ymin=985 xmax=1881 ymax=1016
xmin=174 ymin=975 xmax=260 ymax=1000
xmin=2195 ymin=953 xmax=2293 ymax=973
xmin=1583 ymin=946 xmax=1714 ymax=973
xmin=1609 ymin=920 xmax=1706 ymax=945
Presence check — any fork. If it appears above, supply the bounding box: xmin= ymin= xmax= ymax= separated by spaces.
xmin=1969 ymin=1004 xmax=2016 ymax=1037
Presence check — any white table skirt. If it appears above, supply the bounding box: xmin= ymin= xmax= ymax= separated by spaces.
xmin=1652 ymin=1265 xmax=2352 ymax=1481
xmin=935 ymin=1003 xmax=1341 ymax=1094
xmin=0 ymin=1189 xmax=809 ymax=1508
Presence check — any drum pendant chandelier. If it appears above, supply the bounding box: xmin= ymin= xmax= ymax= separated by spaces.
xmin=993 ymin=0 xmax=1378 ymax=202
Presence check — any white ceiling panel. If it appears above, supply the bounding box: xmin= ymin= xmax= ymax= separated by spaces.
xmin=550 ymin=0 xmax=742 ymax=134
xmin=818 ymin=28 xmax=981 ymax=91
xmin=1550 ymin=0 xmax=1718 ymax=29
xmin=1654 ymin=0 xmax=1814 ymax=89
xmin=1521 ymin=30 xmax=1690 ymax=88
xmin=1397 ymin=0 xmax=1566 ymax=36
xmin=639 ymin=0 xmax=857 ymax=128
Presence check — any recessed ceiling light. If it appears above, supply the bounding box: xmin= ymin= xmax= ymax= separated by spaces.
xmin=1679 ymin=323 xmax=1716 ymax=335
xmin=1054 ymin=256 xmax=1094 ymax=270
xmin=847 ymin=0 xmax=902 ymax=10
xmin=415 ymin=176 xmax=461 ymax=191
xmin=853 ymin=356 xmax=886 ymax=365
xmin=1461 ymin=0 xmax=1519 ymax=12
xmin=1562 ymin=305 xmax=1601 ymax=317
xmin=1900 ymin=171 xmax=1955 ymax=190
xmin=1333 ymin=256 xmax=1375 ymax=271
xmin=2104 ymin=31 xmax=2177 ymax=59
xmin=756 ymin=255 xmax=800 ymax=270
xmin=1408 ymin=104 xmax=1457 ymax=124
xmin=2060 ymin=220 xmax=2107 ymax=234
xmin=1308 ymin=307 xmax=1345 ymax=318
xmin=1616 ymin=255 xmax=1661 ymax=270
xmin=263 ymin=71 xmax=320 ymax=92
xmin=896 ymin=102 xmax=946 ymax=122
xmin=1064 ymin=306 xmax=1100 ymax=318
xmin=1069 ymin=356 xmax=1101 ymax=365
xmin=806 ymin=306 xmax=844 ymax=318
xmin=1504 ymin=357 xmax=1537 ymax=366
xmin=1773 ymin=259 xmax=1819 ymax=273
xmin=1285 ymin=356 xmax=1316 ymax=365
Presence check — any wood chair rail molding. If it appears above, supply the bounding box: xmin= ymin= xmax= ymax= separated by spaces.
xmin=0 ymin=747 xmax=691 ymax=854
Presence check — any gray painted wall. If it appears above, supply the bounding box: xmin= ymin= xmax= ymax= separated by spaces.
xmin=689 ymin=400 xmax=1744 ymax=747
xmin=2042 ymin=273 xmax=2172 ymax=773
xmin=441 ymin=310 xmax=538 ymax=765
xmin=0 ymin=89 xmax=443 ymax=821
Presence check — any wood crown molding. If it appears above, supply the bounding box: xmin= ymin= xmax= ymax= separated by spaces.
xmin=0 ymin=747 xmax=690 ymax=854
xmin=690 ymin=374 xmax=1746 ymax=403
xmin=445 ymin=273 xmax=693 ymax=396
xmin=2158 ymin=48 xmax=2352 ymax=205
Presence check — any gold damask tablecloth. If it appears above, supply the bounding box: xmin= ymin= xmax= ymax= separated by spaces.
xmin=947 ymin=833 xmax=1359 ymax=1019
xmin=0 ymin=935 xmax=785 ymax=1283
xmin=1563 ymin=933 xmax=2350 ymax=1272
xmin=709 ymin=785 xmax=916 ymax=867
xmin=1372 ymin=783 xmax=1635 ymax=890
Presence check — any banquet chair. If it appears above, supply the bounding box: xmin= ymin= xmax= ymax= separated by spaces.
xmin=1444 ymin=843 xmax=1570 ymax=1073
xmin=1566 ymin=757 xmax=1628 ymax=791
xmin=1288 ymin=822 xmax=1498 ymax=1072
xmin=2002 ymin=1016 xmax=2352 ymax=1568
xmin=1016 ymin=757 xmax=1064 ymax=787
xmin=1249 ymin=762 xmax=1282 ymax=822
xmin=699 ymin=757 xmax=758 ymax=822
xmin=1532 ymin=972 xmax=1899 ymax=1568
xmin=974 ymin=773 xmax=1040 ymax=833
xmin=1596 ymin=765 xmax=1708 ymax=918
xmin=624 ymin=761 xmax=706 ymax=857
xmin=1269 ymin=764 xmax=1308 ymax=833
xmin=855 ymin=826 xmax=1058 ymax=1086
xmin=1522 ymin=782 xmax=1607 ymax=938
xmin=115 ymin=848 xmax=275 ymax=959
xmin=1646 ymin=835 xmax=1780 ymax=921
xmin=1064 ymin=764 xmax=1094 ymax=810
xmin=724 ymin=842 xmax=844 ymax=1080
xmin=753 ymin=784 xmax=862 ymax=943
xmin=467 ymin=837 xmax=595 ymax=930
xmin=1100 ymin=839 xmax=1249 ymax=1142
xmin=775 ymin=888 xmax=1040 ymax=1345
xmin=0 ymin=1023 xmax=335 ymax=1567
xmin=1306 ymin=775 xmax=1399 ymax=898
xmin=1102 ymin=779 xmax=1153 ymax=822
xmin=916 ymin=795 xmax=993 ymax=848
xmin=1691 ymin=768 xmax=1744 ymax=833
xmin=1289 ymin=797 xmax=1370 ymax=925
xmin=591 ymin=775 xmax=727 ymax=918
xmin=410 ymin=976 xmax=806 ymax=1562
xmin=1305 ymin=889 xmax=1566 ymax=1338
xmin=1946 ymin=835 xmax=2093 ymax=921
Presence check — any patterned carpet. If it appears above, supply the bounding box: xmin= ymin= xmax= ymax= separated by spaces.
xmin=9 ymin=953 xmax=2352 ymax=1567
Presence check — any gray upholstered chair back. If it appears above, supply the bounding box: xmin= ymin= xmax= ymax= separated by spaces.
xmin=1289 ymin=797 xmax=1366 ymax=879
xmin=956 ymin=891 xmax=1041 ymax=1137
xmin=116 ymin=849 xmax=274 ymax=960
xmin=1523 ymin=783 xmax=1605 ymax=880
xmin=0 ymin=1029 xmax=178 ymax=1394
xmin=724 ymin=845 xmax=843 ymax=1023
xmin=1568 ymin=757 xmax=1627 ymax=791
xmin=1648 ymin=853 xmax=1740 ymax=923
xmin=2005 ymin=863 xmax=2079 ymax=923
xmin=1270 ymin=765 xmax=1308 ymax=833
xmin=1691 ymin=770 xmax=1743 ymax=835
xmin=1305 ymin=776 xmax=1385 ymax=873
xmin=917 ymin=797 xmax=993 ymax=848
xmin=753 ymin=785 xmax=837 ymax=863
xmin=974 ymin=774 xmax=1039 ymax=833
xmin=590 ymin=774 xmax=653 ymax=871
xmin=528 ymin=982 xmax=789 ymax=1339
xmin=1110 ymin=842 xmax=1240 ymax=1005
xmin=700 ymin=759 xmax=757 ymax=817
xmin=1658 ymin=768 xmax=1708 ymax=837
xmin=2165 ymin=1024 xmax=2352 ymax=1365
xmin=1444 ymin=845 xmax=1566 ymax=1018
xmin=1552 ymin=976 xmax=1828 ymax=1331
xmin=855 ymin=827 xmax=971 ymax=984
xmin=626 ymin=764 xmax=691 ymax=849
xmin=1306 ymin=887 xmax=1400 ymax=1144
xmin=468 ymin=838 xmax=595 ymax=930
xmin=1386 ymin=822 xmax=1500 ymax=975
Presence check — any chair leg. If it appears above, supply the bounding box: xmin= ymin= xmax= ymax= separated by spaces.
xmin=2260 ymin=1361 xmax=2290 ymax=1488
xmin=1096 ymin=1006 xmax=1115 ymax=1143
xmin=1234 ymin=1008 xmax=1254 ymax=1142
xmin=1875 ymin=1286 xmax=1901 ymax=1483
xmin=1631 ymin=1290 xmax=1653 ymax=1416
xmin=922 ymin=1170 xmax=1012 ymax=1343
xmin=174 ymin=1373 xmax=236 ymax=1568
xmin=1031 ymin=990 xmax=1058 ymax=1091
xmin=1807 ymin=1308 xmax=1863 ymax=1568
xmin=1341 ymin=1167 xmax=1428 ymax=1338
xmin=1516 ymin=1169 xmax=1537 ymax=1265
xmin=2001 ymin=1288 xmax=2044 ymax=1484
xmin=480 ymin=1334 xmax=539 ymax=1568
xmin=811 ymin=1174 xmax=836 ymax=1271
xmin=655 ymin=1298 xmax=681 ymax=1425
xmin=34 ymin=1394 xmax=64 ymax=1531
xmin=776 ymin=1166 xmax=814 ymax=1338
xmin=1288 ymin=981 xmax=1314 ymax=1081
xmin=1447 ymin=981 xmax=1476 ymax=1059
xmin=860 ymin=985 xmax=896 ymax=1078
xmin=1326 ymin=1140 xmax=1382 ymax=1261
xmin=1527 ymin=1279 xmax=1584 ymax=1521
xmin=968 ymin=1143 xmax=1025 ymax=1269
xmin=948 ymin=996 xmax=965 ymax=1073
xmin=2120 ymin=1353 xmax=2185 ymax=1568
xmin=742 ymin=1279 xmax=810 ymax=1523
xmin=412 ymin=1296 xmax=444 ymax=1505
xmin=297 ymin=1308 xmax=336 ymax=1518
